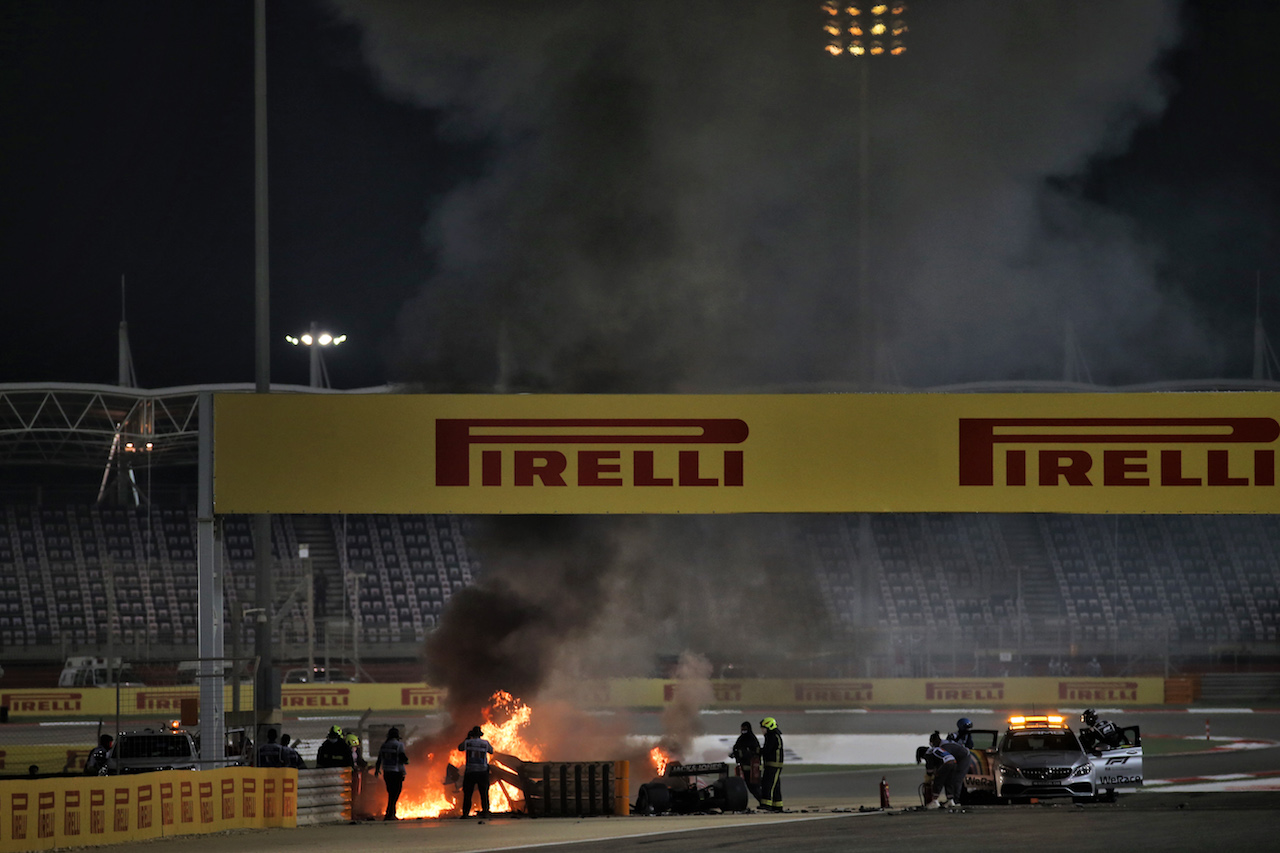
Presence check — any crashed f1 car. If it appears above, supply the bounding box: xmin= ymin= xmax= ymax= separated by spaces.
xmin=634 ymin=762 xmax=751 ymax=815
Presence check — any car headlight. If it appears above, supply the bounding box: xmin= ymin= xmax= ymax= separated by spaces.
xmin=998 ymin=766 xmax=1022 ymax=778
xmin=1072 ymin=763 xmax=1093 ymax=778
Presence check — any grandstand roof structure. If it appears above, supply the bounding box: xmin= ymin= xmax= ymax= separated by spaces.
xmin=3 ymin=378 xmax=1277 ymax=473
xmin=0 ymin=382 xmax=395 ymax=470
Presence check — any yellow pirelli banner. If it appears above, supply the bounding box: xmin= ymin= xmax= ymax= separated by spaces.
xmin=614 ymin=677 xmax=1163 ymax=708
xmin=0 ymin=679 xmax=1166 ymax=731
xmin=0 ymin=686 xmax=256 ymax=721
xmin=213 ymin=393 xmax=1280 ymax=514
xmin=0 ymin=768 xmax=294 ymax=853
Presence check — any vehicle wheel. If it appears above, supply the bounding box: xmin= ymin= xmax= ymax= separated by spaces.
xmin=720 ymin=776 xmax=749 ymax=812
xmin=636 ymin=782 xmax=670 ymax=815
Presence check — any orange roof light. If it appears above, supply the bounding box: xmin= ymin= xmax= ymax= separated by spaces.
xmin=1008 ymin=714 xmax=1068 ymax=729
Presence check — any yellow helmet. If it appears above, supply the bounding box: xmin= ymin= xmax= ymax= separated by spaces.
xmin=760 ymin=717 xmax=778 ymax=731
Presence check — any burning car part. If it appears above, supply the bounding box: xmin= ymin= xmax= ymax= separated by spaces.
xmin=634 ymin=762 xmax=751 ymax=815
xmin=367 ymin=692 xmax=632 ymax=818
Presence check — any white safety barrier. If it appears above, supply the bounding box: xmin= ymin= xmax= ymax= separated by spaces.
xmin=296 ymin=768 xmax=352 ymax=826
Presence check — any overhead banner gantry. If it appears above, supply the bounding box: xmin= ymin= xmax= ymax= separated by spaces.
xmin=213 ymin=393 xmax=1280 ymax=515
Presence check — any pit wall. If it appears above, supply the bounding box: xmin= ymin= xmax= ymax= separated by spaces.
xmin=0 ymin=767 xmax=295 ymax=853
xmin=0 ymin=678 xmax=1166 ymax=722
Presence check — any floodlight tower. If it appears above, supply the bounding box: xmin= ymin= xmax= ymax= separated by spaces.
xmin=286 ymin=322 xmax=348 ymax=389
xmin=822 ymin=2 xmax=907 ymax=388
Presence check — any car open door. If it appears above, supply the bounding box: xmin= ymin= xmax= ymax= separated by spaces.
xmin=962 ymin=729 xmax=1001 ymax=800
xmin=1095 ymin=725 xmax=1143 ymax=792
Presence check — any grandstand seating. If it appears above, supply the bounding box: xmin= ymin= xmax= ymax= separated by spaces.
xmin=0 ymin=504 xmax=1276 ymax=657
xmin=0 ymin=505 xmax=477 ymax=652
xmin=797 ymin=512 xmax=1280 ymax=655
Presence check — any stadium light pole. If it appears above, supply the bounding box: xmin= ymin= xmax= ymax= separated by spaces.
xmin=822 ymin=2 xmax=907 ymax=389
xmin=824 ymin=4 xmax=907 ymax=646
xmin=285 ymin=323 xmax=348 ymax=389
xmin=251 ymin=0 xmax=279 ymax=737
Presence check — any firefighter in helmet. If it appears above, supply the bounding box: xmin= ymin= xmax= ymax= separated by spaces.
xmin=316 ymin=726 xmax=353 ymax=768
xmin=730 ymin=720 xmax=762 ymax=801
xmin=758 ymin=717 xmax=784 ymax=812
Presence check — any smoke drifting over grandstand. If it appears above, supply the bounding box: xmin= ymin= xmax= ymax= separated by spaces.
xmin=334 ymin=0 xmax=1192 ymax=709
xmin=334 ymin=0 xmax=1195 ymax=391
xmin=425 ymin=514 xmax=836 ymax=714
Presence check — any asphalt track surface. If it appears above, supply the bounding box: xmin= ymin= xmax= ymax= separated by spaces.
xmin=112 ymin=709 xmax=1279 ymax=853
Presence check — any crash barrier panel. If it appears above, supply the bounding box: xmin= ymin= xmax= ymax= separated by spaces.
xmin=0 ymin=678 xmax=1170 ymax=724
xmin=296 ymin=767 xmax=351 ymax=826
xmin=0 ymin=767 xmax=295 ymax=853
xmin=1163 ymin=676 xmax=1199 ymax=704
xmin=518 ymin=761 xmax=622 ymax=816
xmin=615 ymin=760 xmax=630 ymax=815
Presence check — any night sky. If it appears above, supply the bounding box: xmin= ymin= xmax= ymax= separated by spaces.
xmin=2 ymin=1 xmax=1278 ymax=391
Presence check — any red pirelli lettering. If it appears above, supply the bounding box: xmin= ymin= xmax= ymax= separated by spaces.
xmin=437 ymin=418 xmax=749 ymax=487
xmin=959 ymin=417 xmax=1280 ymax=487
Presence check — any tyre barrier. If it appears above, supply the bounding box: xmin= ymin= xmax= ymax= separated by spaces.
xmin=518 ymin=761 xmax=625 ymax=817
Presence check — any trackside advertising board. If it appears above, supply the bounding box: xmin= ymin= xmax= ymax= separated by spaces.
xmin=0 ymin=680 xmax=1163 ymax=722
xmin=213 ymin=393 xmax=1280 ymax=514
xmin=0 ymin=768 xmax=295 ymax=853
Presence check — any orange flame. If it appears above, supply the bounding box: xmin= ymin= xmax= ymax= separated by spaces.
xmin=650 ymin=746 xmax=670 ymax=777
xmin=395 ymin=691 xmax=544 ymax=819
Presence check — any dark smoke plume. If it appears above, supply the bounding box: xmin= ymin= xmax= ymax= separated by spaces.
xmin=332 ymin=0 xmax=1190 ymax=734
xmin=333 ymin=0 xmax=1189 ymax=390
xmin=421 ymin=514 xmax=835 ymax=724
xmin=422 ymin=515 xmax=617 ymax=721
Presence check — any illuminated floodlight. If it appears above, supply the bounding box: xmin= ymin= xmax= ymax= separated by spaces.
xmin=823 ymin=1 xmax=906 ymax=56
xmin=288 ymin=323 xmax=348 ymax=388
xmin=286 ymin=332 xmax=346 ymax=346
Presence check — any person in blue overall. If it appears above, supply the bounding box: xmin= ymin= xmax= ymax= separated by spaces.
xmin=375 ymin=727 xmax=409 ymax=821
xmin=458 ymin=725 xmax=494 ymax=818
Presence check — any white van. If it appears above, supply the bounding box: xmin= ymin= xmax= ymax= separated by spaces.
xmin=58 ymin=657 xmax=142 ymax=688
